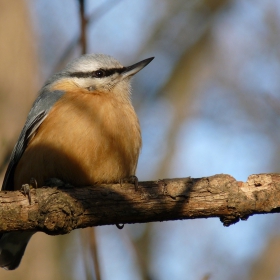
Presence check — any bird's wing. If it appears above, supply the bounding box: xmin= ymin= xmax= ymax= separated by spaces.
xmin=2 ymin=89 xmax=65 ymax=190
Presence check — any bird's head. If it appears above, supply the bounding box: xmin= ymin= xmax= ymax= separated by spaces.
xmin=46 ymin=54 xmax=154 ymax=102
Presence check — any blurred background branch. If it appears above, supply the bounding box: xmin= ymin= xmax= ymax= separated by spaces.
xmin=77 ymin=1 xmax=101 ymax=278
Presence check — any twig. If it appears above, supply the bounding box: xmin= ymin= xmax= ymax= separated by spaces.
xmin=79 ymin=0 xmax=87 ymax=54
xmin=54 ymin=0 xmax=123 ymax=71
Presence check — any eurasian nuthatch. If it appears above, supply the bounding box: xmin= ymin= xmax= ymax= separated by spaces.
xmin=0 ymin=54 xmax=154 ymax=269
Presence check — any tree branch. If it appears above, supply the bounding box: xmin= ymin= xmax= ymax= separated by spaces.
xmin=1 ymin=173 xmax=280 ymax=234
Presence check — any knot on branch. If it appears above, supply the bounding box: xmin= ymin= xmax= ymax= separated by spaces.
xmin=36 ymin=188 xmax=84 ymax=235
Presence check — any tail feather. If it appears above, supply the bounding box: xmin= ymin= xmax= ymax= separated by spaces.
xmin=0 ymin=232 xmax=34 ymax=270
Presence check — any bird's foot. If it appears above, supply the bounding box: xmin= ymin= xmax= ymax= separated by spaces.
xmin=44 ymin=178 xmax=74 ymax=188
xmin=21 ymin=177 xmax=37 ymax=205
xmin=44 ymin=178 xmax=65 ymax=187
xmin=119 ymin=175 xmax=139 ymax=191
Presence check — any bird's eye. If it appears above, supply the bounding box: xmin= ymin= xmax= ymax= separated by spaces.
xmin=94 ymin=69 xmax=106 ymax=78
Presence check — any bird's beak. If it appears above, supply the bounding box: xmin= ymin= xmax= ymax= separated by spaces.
xmin=122 ymin=57 xmax=154 ymax=79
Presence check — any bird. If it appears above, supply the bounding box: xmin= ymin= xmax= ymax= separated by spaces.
xmin=0 ymin=53 xmax=154 ymax=270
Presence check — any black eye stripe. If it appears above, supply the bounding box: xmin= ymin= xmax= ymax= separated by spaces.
xmin=69 ymin=67 xmax=125 ymax=78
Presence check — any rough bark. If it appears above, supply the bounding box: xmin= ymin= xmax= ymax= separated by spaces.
xmin=0 ymin=173 xmax=280 ymax=235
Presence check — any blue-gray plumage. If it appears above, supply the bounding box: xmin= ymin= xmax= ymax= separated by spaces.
xmin=2 ymin=89 xmax=65 ymax=191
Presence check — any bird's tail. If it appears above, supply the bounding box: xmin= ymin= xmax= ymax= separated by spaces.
xmin=0 ymin=232 xmax=34 ymax=270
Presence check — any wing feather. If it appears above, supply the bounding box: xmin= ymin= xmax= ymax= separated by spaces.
xmin=2 ymin=89 xmax=65 ymax=190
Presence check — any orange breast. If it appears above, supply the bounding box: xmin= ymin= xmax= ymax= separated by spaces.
xmin=14 ymin=88 xmax=141 ymax=188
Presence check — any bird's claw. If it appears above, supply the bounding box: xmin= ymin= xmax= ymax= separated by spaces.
xmin=119 ymin=175 xmax=139 ymax=191
xmin=44 ymin=178 xmax=66 ymax=188
xmin=21 ymin=177 xmax=37 ymax=205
